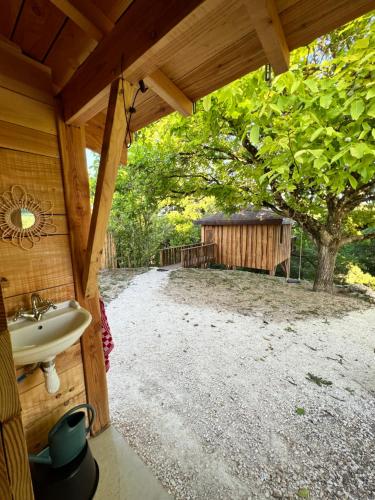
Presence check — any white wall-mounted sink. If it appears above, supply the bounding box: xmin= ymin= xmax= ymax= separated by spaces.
xmin=9 ymin=300 xmax=91 ymax=393
xmin=10 ymin=300 xmax=92 ymax=365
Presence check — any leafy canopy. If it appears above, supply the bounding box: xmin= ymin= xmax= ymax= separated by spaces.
xmin=130 ymin=14 xmax=375 ymax=247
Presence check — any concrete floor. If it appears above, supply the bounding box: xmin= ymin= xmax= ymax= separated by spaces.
xmin=90 ymin=426 xmax=172 ymax=500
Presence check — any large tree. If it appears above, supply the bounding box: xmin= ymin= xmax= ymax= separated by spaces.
xmin=130 ymin=15 xmax=375 ymax=291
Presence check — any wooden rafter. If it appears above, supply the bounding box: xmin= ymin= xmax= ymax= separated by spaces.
xmin=144 ymin=69 xmax=193 ymax=116
xmin=106 ymin=0 xmax=134 ymax=23
xmin=245 ymin=0 xmax=289 ymax=75
xmin=60 ymin=0 xmax=205 ymax=124
xmin=82 ymin=78 xmax=133 ymax=298
xmin=49 ymin=0 xmax=113 ymax=41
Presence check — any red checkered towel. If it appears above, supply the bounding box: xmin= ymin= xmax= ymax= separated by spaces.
xmin=99 ymin=298 xmax=114 ymax=372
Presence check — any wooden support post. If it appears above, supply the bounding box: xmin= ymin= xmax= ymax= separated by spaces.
xmin=280 ymin=259 xmax=290 ymax=278
xmin=82 ymin=78 xmax=134 ymax=299
xmin=0 ymin=281 xmax=34 ymax=499
xmin=2 ymin=416 xmax=34 ymax=500
xmin=0 ymin=432 xmax=11 ymax=500
xmin=56 ymin=115 xmax=110 ymax=434
xmin=269 ymin=266 xmax=276 ymax=276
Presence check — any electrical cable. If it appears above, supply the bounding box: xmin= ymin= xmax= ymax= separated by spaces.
xmin=120 ymin=55 xmax=146 ymax=148
xmin=125 ymin=86 xmax=142 ymax=148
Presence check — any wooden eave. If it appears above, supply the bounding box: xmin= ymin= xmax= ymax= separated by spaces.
xmin=195 ymin=219 xmax=286 ymax=226
xmin=1 ymin=0 xmax=373 ymax=157
xmin=81 ymin=0 xmax=374 ymax=155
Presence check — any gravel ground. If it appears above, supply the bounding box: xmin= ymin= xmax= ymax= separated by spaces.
xmin=99 ymin=267 xmax=148 ymax=303
xmin=165 ymin=268 xmax=369 ymax=322
xmin=105 ymin=268 xmax=375 ymax=500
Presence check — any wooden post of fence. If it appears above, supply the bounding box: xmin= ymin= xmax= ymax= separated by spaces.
xmin=159 ymin=242 xmax=202 ymax=267
xmin=159 ymin=250 xmax=163 ymax=267
xmin=180 ymin=243 xmax=215 ymax=268
xmin=100 ymin=232 xmax=117 ymax=269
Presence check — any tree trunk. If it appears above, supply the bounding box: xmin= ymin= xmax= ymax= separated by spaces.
xmin=313 ymin=243 xmax=339 ymax=292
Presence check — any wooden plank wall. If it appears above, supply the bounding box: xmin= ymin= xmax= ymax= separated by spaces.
xmin=100 ymin=231 xmax=117 ymax=269
xmin=273 ymin=224 xmax=292 ymax=268
xmin=202 ymin=223 xmax=291 ymax=271
xmin=0 ymin=284 xmax=34 ymax=499
xmin=0 ymin=42 xmax=86 ymax=452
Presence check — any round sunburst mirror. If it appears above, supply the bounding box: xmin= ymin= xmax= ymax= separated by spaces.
xmin=0 ymin=185 xmax=57 ymax=250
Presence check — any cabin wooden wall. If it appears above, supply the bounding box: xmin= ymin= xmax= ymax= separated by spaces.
xmin=0 ymin=42 xmax=86 ymax=453
xmin=201 ymin=223 xmax=291 ymax=271
xmin=273 ymin=224 xmax=292 ymax=268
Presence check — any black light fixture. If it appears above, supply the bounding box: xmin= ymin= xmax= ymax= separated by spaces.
xmin=264 ymin=64 xmax=272 ymax=82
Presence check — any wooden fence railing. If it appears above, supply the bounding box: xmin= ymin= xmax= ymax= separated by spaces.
xmin=181 ymin=243 xmax=216 ymax=268
xmin=100 ymin=232 xmax=117 ymax=269
xmin=159 ymin=242 xmax=200 ymax=266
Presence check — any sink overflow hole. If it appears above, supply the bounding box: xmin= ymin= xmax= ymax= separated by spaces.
xmin=38 ymin=325 xmax=43 ymax=330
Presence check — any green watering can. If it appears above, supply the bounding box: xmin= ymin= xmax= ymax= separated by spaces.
xmin=29 ymin=404 xmax=96 ymax=468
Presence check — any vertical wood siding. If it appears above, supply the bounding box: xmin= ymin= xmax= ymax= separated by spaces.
xmin=0 ymin=46 xmax=86 ymax=453
xmin=202 ymin=223 xmax=291 ymax=271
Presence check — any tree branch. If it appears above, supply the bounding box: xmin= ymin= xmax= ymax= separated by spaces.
xmin=341 ymin=231 xmax=375 ymax=246
xmin=162 ymin=172 xmax=221 ymax=184
xmin=265 ymin=177 xmax=323 ymax=242
xmin=339 ymin=179 xmax=375 ymax=212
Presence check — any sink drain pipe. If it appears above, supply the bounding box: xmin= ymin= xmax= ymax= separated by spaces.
xmin=41 ymin=360 xmax=60 ymax=394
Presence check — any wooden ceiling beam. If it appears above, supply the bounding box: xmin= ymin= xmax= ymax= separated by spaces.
xmin=60 ymin=0 xmax=206 ymax=124
xmin=144 ymin=69 xmax=193 ymax=116
xmin=245 ymin=0 xmax=289 ymax=75
xmin=49 ymin=0 xmax=113 ymax=41
xmin=106 ymin=0 xmax=134 ymax=23
xmin=0 ymin=34 xmax=22 ymax=54
xmin=82 ymin=79 xmax=133 ymax=298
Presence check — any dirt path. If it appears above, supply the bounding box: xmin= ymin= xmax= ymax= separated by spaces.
xmin=106 ymin=268 xmax=375 ymax=500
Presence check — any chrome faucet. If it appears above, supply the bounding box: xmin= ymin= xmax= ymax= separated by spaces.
xmin=14 ymin=293 xmax=57 ymax=322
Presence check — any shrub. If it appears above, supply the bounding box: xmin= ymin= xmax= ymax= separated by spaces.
xmin=345 ymin=264 xmax=375 ymax=290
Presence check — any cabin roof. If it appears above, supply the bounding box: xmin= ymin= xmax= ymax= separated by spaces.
xmin=195 ymin=208 xmax=293 ymax=226
xmin=1 ymin=0 xmax=373 ymax=155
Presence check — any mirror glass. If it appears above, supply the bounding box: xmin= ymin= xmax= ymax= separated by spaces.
xmin=10 ymin=208 xmax=36 ymax=229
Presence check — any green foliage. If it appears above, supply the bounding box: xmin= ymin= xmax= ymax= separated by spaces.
xmin=295 ymin=407 xmax=305 ymax=416
xmin=345 ymin=263 xmax=375 ymax=290
xmin=163 ymin=198 xmax=215 ymax=247
xmin=337 ymin=238 xmax=375 ymax=275
xmin=194 ymin=15 xmax=375 ymax=232
xmin=288 ymin=228 xmax=317 ymax=280
xmin=89 ymin=14 xmax=375 ymax=282
xmin=289 ymin=227 xmax=375 ymax=282
xmin=297 ymin=487 xmax=310 ymax=498
xmin=93 ymin=144 xmax=217 ymax=266
xmin=129 ymin=14 xmax=374 ymax=288
xmin=130 ymin=15 xmax=374 ymax=234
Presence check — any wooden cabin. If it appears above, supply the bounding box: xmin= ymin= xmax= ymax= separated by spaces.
xmin=0 ymin=0 xmax=372 ymax=497
xmin=197 ymin=209 xmax=292 ymax=276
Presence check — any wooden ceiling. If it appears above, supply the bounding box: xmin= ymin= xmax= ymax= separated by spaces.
xmin=1 ymin=0 xmax=374 ymax=155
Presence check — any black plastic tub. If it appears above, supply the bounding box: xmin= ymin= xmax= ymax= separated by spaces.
xmin=30 ymin=442 xmax=99 ymax=500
